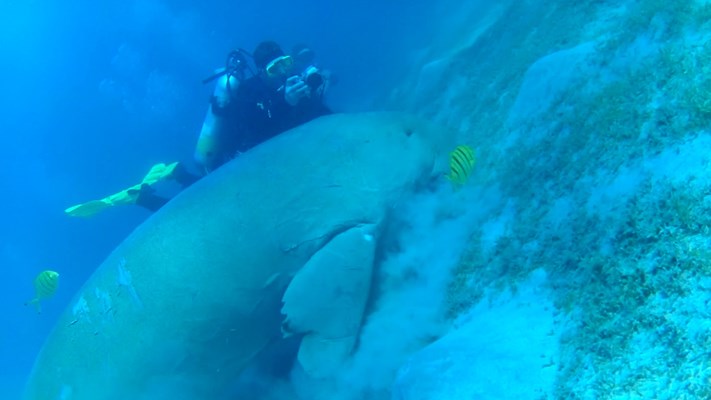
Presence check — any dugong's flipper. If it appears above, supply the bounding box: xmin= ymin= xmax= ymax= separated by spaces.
xmin=281 ymin=224 xmax=377 ymax=377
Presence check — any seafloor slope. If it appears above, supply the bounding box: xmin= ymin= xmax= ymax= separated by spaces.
xmin=388 ymin=0 xmax=711 ymax=398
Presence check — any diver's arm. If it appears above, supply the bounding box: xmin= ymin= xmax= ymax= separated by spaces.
xmin=284 ymin=76 xmax=311 ymax=106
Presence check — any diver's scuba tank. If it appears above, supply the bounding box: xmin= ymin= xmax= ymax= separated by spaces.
xmin=194 ymin=73 xmax=239 ymax=172
xmin=194 ymin=49 xmax=251 ymax=173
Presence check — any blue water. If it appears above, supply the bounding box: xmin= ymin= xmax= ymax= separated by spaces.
xmin=0 ymin=0 xmax=447 ymax=397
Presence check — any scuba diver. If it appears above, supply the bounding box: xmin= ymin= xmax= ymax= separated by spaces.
xmin=65 ymin=41 xmax=333 ymax=217
xmin=194 ymin=40 xmax=332 ymax=172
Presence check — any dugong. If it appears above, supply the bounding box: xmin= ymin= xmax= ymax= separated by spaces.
xmin=24 ymin=112 xmax=455 ymax=400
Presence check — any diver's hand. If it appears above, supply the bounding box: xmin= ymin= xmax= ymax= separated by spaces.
xmin=284 ymin=75 xmax=310 ymax=106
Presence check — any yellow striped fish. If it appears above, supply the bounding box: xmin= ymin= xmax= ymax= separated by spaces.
xmin=447 ymin=145 xmax=476 ymax=188
xmin=26 ymin=270 xmax=59 ymax=314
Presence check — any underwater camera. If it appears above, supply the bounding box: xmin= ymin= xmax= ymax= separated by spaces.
xmin=302 ymin=65 xmax=324 ymax=90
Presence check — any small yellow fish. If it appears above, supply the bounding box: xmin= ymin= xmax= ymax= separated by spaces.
xmin=447 ymin=145 xmax=476 ymax=188
xmin=26 ymin=270 xmax=59 ymax=314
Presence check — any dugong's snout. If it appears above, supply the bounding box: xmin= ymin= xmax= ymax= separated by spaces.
xmin=396 ymin=113 xmax=459 ymax=184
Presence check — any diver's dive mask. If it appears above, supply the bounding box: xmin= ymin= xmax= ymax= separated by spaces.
xmin=265 ymin=55 xmax=294 ymax=77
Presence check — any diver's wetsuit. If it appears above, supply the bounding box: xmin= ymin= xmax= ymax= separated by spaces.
xmin=136 ymin=75 xmax=331 ymax=212
xmin=217 ymin=74 xmax=332 ymax=162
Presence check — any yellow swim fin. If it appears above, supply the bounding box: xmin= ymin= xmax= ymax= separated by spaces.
xmin=64 ymin=185 xmax=143 ymax=217
xmin=64 ymin=199 xmax=113 ymax=218
xmin=141 ymin=162 xmax=179 ymax=186
xmin=64 ymin=162 xmax=179 ymax=218
xmin=106 ymin=184 xmax=143 ymax=205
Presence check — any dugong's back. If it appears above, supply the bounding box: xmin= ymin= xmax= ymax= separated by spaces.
xmin=24 ymin=112 xmax=454 ymax=400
